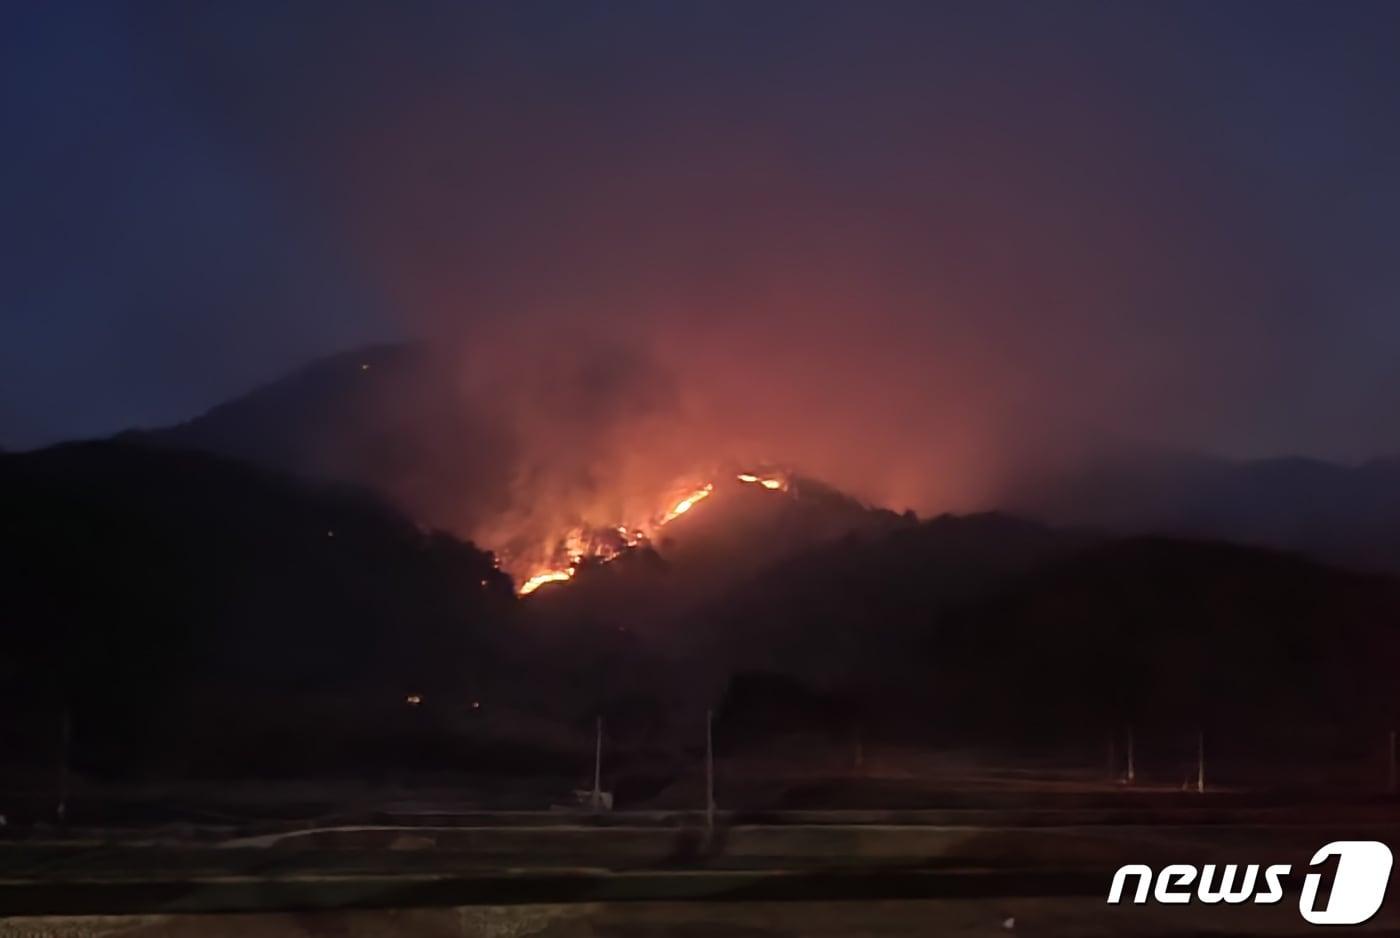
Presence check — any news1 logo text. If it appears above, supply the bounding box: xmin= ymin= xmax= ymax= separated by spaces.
xmin=1108 ymin=841 xmax=1393 ymax=925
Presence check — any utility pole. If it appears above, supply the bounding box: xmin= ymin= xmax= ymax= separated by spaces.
xmin=1126 ymin=726 xmax=1136 ymax=785
xmin=705 ymin=708 xmax=715 ymax=836
xmin=1388 ymin=729 xmax=1396 ymax=795
xmin=592 ymin=716 xmax=603 ymax=811
xmin=1195 ymin=730 xmax=1205 ymax=794
xmin=57 ymin=708 xmax=71 ymax=824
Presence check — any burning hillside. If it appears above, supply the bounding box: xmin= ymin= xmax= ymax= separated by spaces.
xmin=514 ymin=471 xmax=791 ymax=595
xmin=132 ymin=344 xmax=918 ymax=597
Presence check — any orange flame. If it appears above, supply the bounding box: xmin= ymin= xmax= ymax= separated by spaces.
xmin=660 ymin=482 xmax=714 ymax=525
xmin=737 ymin=472 xmax=787 ymax=491
xmin=518 ymin=568 xmax=575 ymax=595
xmin=512 ymin=472 xmax=789 ymax=596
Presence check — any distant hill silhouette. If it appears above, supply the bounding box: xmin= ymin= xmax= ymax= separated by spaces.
xmin=133 ymin=345 xmax=923 ymax=594
xmin=1009 ymin=447 xmax=1400 ymax=572
xmin=136 ymin=345 xmax=1400 ymax=578
xmin=129 ymin=343 xmax=514 ymax=536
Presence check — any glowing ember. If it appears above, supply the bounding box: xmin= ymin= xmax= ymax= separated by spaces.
xmin=661 ymin=483 xmax=714 ymax=524
xmin=519 ymin=568 xmax=575 ymax=595
xmin=737 ymin=472 xmax=787 ymax=491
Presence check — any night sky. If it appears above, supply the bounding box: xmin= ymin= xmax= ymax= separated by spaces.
xmin=4 ymin=2 xmax=1400 ymax=493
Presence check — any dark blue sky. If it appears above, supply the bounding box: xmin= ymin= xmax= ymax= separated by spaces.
xmin=4 ymin=1 xmax=1399 ymax=468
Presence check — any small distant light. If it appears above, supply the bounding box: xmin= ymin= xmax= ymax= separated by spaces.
xmin=360 ymin=363 xmax=370 ymax=371
xmin=480 ymin=578 xmax=488 ymax=587
xmin=471 ymin=700 xmax=481 ymax=710
xmin=326 ymin=530 xmax=335 ymax=538
xmin=405 ymin=693 xmax=423 ymax=706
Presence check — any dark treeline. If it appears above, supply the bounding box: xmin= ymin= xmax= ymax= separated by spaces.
xmin=0 ymin=441 xmax=515 ymax=776
xmin=3 ymin=440 xmax=1399 ymax=786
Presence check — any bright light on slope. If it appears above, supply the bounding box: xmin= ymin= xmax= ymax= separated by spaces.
xmin=513 ymin=471 xmax=788 ymax=597
xmin=518 ymin=568 xmax=575 ymax=596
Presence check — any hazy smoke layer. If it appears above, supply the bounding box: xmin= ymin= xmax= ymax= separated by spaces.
xmin=281 ymin=4 xmax=1400 ymax=525
xmin=7 ymin=3 xmax=1400 ymax=517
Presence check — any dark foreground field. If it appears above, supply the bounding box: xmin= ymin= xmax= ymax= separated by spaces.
xmin=2 ymin=781 xmax=1398 ymax=937
xmin=8 ymin=897 xmax=1396 ymax=938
